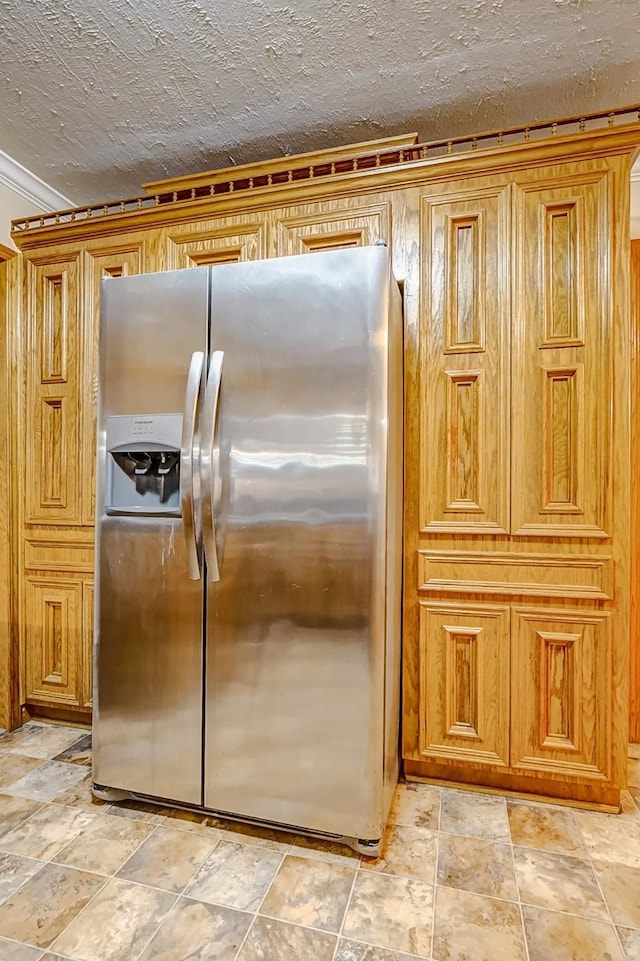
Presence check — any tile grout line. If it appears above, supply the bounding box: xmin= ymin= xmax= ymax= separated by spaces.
xmin=328 ymin=850 xmax=360 ymax=961
xmin=506 ymin=809 xmax=532 ymax=961
xmin=51 ymin=806 xmax=163 ymax=877
xmin=120 ymin=890 xmax=182 ymax=961
xmin=42 ymin=814 xmax=175 ymax=959
xmin=0 ymin=800 xmax=103 ymax=863
xmin=574 ymin=779 xmax=638 ymax=955
xmin=0 ymin=853 xmax=49 ymax=912
xmin=582 ymin=830 xmax=629 ymax=959
xmin=174 ymin=828 xmax=225 ymax=901
xmin=39 ymin=870 xmax=113 ymax=959
xmin=429 ymin=785 xmax=444 ymax=961
xmin=230 ymin=849 xmax=288 ymax=961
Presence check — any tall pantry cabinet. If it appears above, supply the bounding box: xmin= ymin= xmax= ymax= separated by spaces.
xmin=3 ymin=114 xmax=639 ymax=810
xmin=405 ymin=157 xmax=631 ymax=808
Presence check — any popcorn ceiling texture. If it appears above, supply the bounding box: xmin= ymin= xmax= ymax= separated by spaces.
xmin=1 ymin=0 xmax=639 ymax=204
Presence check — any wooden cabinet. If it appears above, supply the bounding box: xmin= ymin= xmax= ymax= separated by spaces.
xmin=420 ymin=180 xmax=511 ymax=534
xmin=4 ymin=114 xmax=638 ymax=807
xmin=510 ymin=606 xmax=611 ymax=780
xmin=273 ymin=199 xmax=391 ymax=255
xmin=405 ymin=157 xmax=631 ymax=809
xmin=418 ymin=601 xmax=511 ymax=768
xmin=16 ymin=237 xmax=150 ymax=718
xmin=23 ymin=576 xmax=84 ymax=708
xmin=164 ymin=214 xmax=268 ymax=269
xmin=26 ymin=253 xmax=83 ymax=526
xmin=511 ymin=171 xmax=612 ymax=538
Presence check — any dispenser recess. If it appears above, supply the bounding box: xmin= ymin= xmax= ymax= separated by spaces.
xmin=105 ymin=413 xmax=183 ymax=515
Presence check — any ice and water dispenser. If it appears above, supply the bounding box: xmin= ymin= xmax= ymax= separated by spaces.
xmin=105 ymin=414 xmax=183 ymax=514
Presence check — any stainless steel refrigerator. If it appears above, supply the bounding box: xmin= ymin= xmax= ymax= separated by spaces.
xmin=92 ymin=245 xmax=402 ymax=855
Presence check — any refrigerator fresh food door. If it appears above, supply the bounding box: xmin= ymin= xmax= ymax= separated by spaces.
xmin=93 ymin=268 xmax=208 ymax=805
xmin=203 ymin=246 xmax=399 ymax=841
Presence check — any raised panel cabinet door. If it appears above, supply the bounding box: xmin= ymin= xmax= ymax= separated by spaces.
xmin=511 ymin=170 xmax=611 ymax=537
xmin=83 ymin=245 xmax=145 ymax=525
xmin=511 ymin=606 xmax=611 ymax=781
xmin=165 ymin=216 xmax=268 ymax=269
xmin=23 ymin=577 xmax=83 ymax=709
xmin=420 ymin=182 xmax=511 ymax=534
xmin=418 ymin=601 xmax=510 ymax=767
xmin=26 ymin=255 xmax=82 ymax=525
xmin=273 ymin=200 xmax=391 ymax=256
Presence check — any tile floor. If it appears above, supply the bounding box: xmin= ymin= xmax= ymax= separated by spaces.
xmin=0 ymin=723 xmax=639 ymax=961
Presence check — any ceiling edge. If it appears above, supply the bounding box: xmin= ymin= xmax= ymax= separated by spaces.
xmin=0 ymin=149 xmax=73 ymax=211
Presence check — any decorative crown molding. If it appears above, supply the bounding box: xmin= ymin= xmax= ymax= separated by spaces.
xmin=0 ymin=149 xmax=73 ymax=211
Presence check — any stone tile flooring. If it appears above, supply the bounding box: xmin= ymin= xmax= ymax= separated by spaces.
xmin=0 ymin=723 xmax=639 ymax=961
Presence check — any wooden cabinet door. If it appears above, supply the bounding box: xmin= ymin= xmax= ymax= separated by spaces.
xmin=418 ymin=602 xmax=510 ymax=767
xmin=510 ymin=607 xmax=611 ymax=781
xmin=273 ymin=198 xmax=391 ymax=256
xmin=420 ymin=181 xmax=511 ymax=535
xmin=405 ymin=179 xmax=512 ymax=769
xmin=23 ymin=577 xmax=83 ymax=709
xmin=165 ymin=216 xmax=267 ymax=269
xmin=26 ymin=255 xmax=83 ymax=526
xmin=511 ymin=170 xmax=612 ymax=538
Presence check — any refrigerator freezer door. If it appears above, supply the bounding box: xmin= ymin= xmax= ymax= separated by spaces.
xmin=204 ymin=246 xmax=395 ymax=840
xmin=93 ymin=268 xmax=208 ymax=805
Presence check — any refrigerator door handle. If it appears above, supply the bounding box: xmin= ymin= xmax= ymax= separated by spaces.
xmin=201 ymin=350 xmax=224 ymax=583
xmin=180 ymin=350 xmax=205 ymax=580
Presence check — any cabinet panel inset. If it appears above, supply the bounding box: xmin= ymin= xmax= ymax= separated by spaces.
xmin=274 ymin=202 xmax=390 ymax=257
xmin=446 ymin=371 xmax=481 ymax=509
xmin=41 ymin=272 xmax=68 ymax=383
xmin=512 ymin=171 xmax=610 ymax=536
xmin=166 ymin=218 xmax=267 ymax=269
xmin=545 ymin=203 xmax=583 ymax=346
xmin=540 ymin=631 xmax=578 ymax=749
xmin=419 ymin=602 xmax=510 ymax=767
xmin=418 ymin=550 xmax=613 ymax=600
xmin=544 ymin=366 xmax=582 ymax=511
xmin=511 ymin=607 xmax=610 ymax=780
xmin=40 ymin=398 xmax=66 ymax=508
xmin=445 ymin=625 xmax=481 ymax=738
xmin=23 ymin=578 xmax=82 ymax=708
xmin=447 ymin=216 xmax=483 ymax=351
xmin=421 ymin=183 xmax=510 ymax=533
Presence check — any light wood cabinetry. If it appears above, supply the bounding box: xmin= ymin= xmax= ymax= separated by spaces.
xmin=273 ymin=199 xmax=391 ymax=255
xmin=4 ymin=112 xmax=638 ymax=807
xmin=420 ymin=179 xmax=511 ymax=535
xmin=405 ymin=156 xmax=632 ymax=808
xmin=418 ymin=601 xmax=511 ymax=768
xmin=15 ymin=236 xmax=152 ymax=717
xmin=632 ymin=239 xmax=640 ymax=744
xmin=164 ymin=215 xmax=268 ymax=269
xmin=26 ymin=253 xmax=83 ymax=526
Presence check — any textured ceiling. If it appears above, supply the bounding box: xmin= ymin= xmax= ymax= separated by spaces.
xmin=1 ymin=0 xmax=640 ymax=205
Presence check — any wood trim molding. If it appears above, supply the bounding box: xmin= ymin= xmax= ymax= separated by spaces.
xmin=0 ymin=148 xmax=72 ymax=212
xmin=631 ymin=238 xmax=640 ymax=743
xmin=0 ymin=243 xmax=16 ymax=262
xmin=0 ymin=257 xmax=20 ymax=729
xmin=11 ymin=116 xmax=640 ymax=250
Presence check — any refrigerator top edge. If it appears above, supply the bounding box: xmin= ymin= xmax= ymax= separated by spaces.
xmin=98 ymin=244 xmax=393 ymax=291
